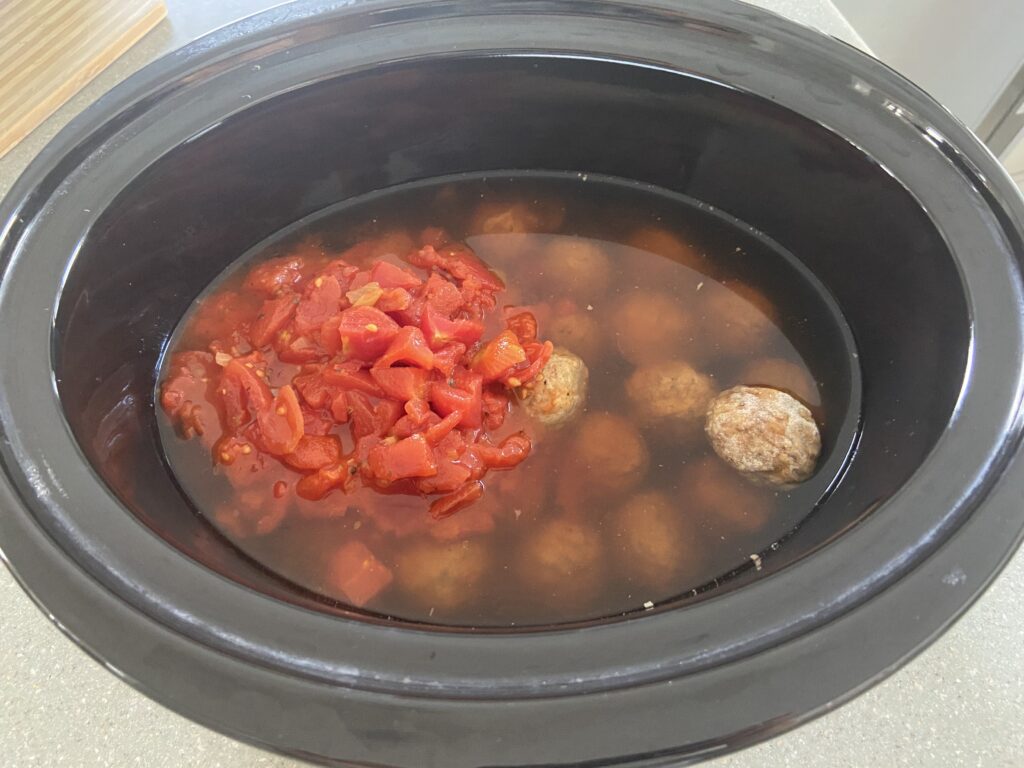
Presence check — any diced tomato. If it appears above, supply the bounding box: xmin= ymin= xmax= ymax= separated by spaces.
xmin=371 ymin=260 xmax=422 ymax=290
xmin=512 ymin=340 xmax=554 ymax=385
xmin=404 ymin=397 xmax=432 ymax=424
xmin=254 ymin=385 xmax=304 ymax=455
xmin=377 ymin=287 xmax=412 ymax=313
xmin=366 ymin=435 xmax=438 ymax=485
xmin=471 ymin=330 xmax=527 ymax=382
xmin=160 ymin=352 xmax=217 ymax=439
xmin=407 ymin=244 xmax=504 ymax=293
xmin=374 ymin=399 xmax=404 ymax=436
xmin=326 ymin=540 xmax=393 ymax=607
xmin=296 ymin=460 xmax=356 ymax=500
xmin=330 ymin=390 xmax=350 ymax=423
xmin=421 ymin=305 xmax=485 ymax=350
xmin=274 ymin=332 xmax=323 ymax=364
xmin=430 ymin=381 xmax=482 ymax=429
xmin=429 ymin=480 xmax=485 ymax=519
xmin=431 ymin=343 xmax=466 ymax=378
xmin=481 ymin=387 xmax=510 ymax=431
xmin=302 ymin=407 xmax=335 ymax=436
xmin=188 ymin=291 xmax=261 ymax=345
xmin=250 ymin=294 xmax=298 ymax=347
xmin=322 ymin=360 xmax=385 ymax=397
xmin=472 ymin=431 xmax=531 ymax=469
xmin=347 ymin=391 xmax=378 ymax=440
xmin=415 ymin=457 xmax=472 ymax=495
xmin=375 ymin=326 xmax=434 ymax=370
xmin=244 ymin=256 xmax=306 ymax=297
xmin=505 ymin=311 xmax=538 ymax=343
xmin=292 ymin=368 xmax=337 ymax=409
xmin=282 ymin=434 xmax=343 ymax=470
xmin=422 ymin=273 xmax=464 ymax=318
xmin=322 ymin=306 xmax=400 ymax=360
xmin=219 ymin=359 xmax=273 ymax=427
xmin=321 ymin=258 xmax=360 ymax=288
xmin=294 ymin=275 xmax=342 ymax=333
xmin=370 ymin=367 xmax=431 ymax=402
xmin=422 ymin=410 xmax=462 ymax=445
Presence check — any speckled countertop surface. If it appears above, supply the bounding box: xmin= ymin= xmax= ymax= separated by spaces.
xmin=1 ymin=1 xmax=1022 ymax=766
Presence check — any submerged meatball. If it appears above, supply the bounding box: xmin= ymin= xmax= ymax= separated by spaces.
xmin=571 ymin=412 xmax=649 ymax=493
xmin=705 ymin=386 xmax=821 ymax=486
xmin=540 ymin=237 xmax=612 ymax=301
xmin=547 ymin=311 xmax=601 ymax=363
xmin=519 ymin=518 xmax=603 ymax=602
xmin=680 ymin=457 xmax=773 ymax=533
xmin=699 ymin=282 xmax=777 ymax=357
xmin=626 ymin=360 xmax=717 ymax=438
xmin=395 ymin=539 xmax=489 ymax=611
xmin=614 ymin=491 xmax=701 ymax=589
xmin=519 ymin=348 xmax=589 ymax=427
xmin=740 ymin=357 xmax=820 ymax=408
xmin=466 ymin=201 xmax=565 ymax=264
xmin=627 ymin=226 xmax=705 ymax=272
xmin=612 ymin=290 xmax=697 ymax=365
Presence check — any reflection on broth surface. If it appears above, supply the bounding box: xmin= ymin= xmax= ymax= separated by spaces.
xmin=158 ymin=174 xmax=854 ymax=627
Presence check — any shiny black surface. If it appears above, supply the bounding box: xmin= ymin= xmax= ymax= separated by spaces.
xmin=1 ymin=1 xmax=1024 ymax=766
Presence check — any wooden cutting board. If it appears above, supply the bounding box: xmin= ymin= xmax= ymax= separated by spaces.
xmin=0 ymin=0 xmax=167 ymax=159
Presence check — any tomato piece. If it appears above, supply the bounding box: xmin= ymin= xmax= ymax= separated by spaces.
xmin=405 ymin=396 xmax=432 ymax=424
xmin=481 ymin=387 xmax=510 ymax=430
xmin=430 ymin=382 xmax=481 ymax=429
xmin=254 ymin=384 xmax=304 ymax=455
xmin=375 ymin=326 xmax=434 ymax=369
xmin=347 ymin=391 xmax=378 ymax=440
xmin=220 ymin=358 xmax=273 ymax=428
xmin=244 ymin=256 xmax=306 ymax=297
xmin=296 ymin=460 xmax=356 ymax=500
xmin=371 ymin=260 xmax=422 ymax=290
xmin=292 ymin=369 xmax=338 ymax=409
xmin=415 ymin=457 xmax=472 ymax=495
xmin=366 ymin=434 xmax=438 ymax=485
xmin=422 ymin=410 xmax=462 ymax=444
xmin=322 ymin=306 xmax=400 ymax=360
xmin=283 ymin=434 xmax=343 ymax=470
xmin=407 ymin=244 xmax=503 ymax=292
xmin=215 ymin=490 xmax=287 ymax=537
xmin=429 ymin=480 xmax=485 ymax=520
xmin=422 ymin=273 xmax=464 ymax=318
xmin=321 ymin=360 xmax=385 ymax=397
xmin=188 ymin=291 xmax=261 ymax=345
xmin=473 ymin=431 xmax=531 ymax=469
xmin=330 ymin=390 xmax=350 ymax=423
xmin=326 ymin=540 xmax=393 ymax=607
xmin=505 ymin=311 xmax=538 ymax=343
xmin=274 ymin=332 xmax=324 ymax=364
xmin=250 ymin=294 xmax=298 ymax=348
xmin=511 ymin=340 xmax=554 ymax=385
xmin=471 ymin=330 xmax=527 ymax=382
xmin=421 ymin=305 xmax=485 ymax=350
xmin=370 ymin=367 xmax=432 ymax=402
xmin=321 ymin=258 xmax=360 ymax=289
xmin=374 ymin=399 xmax=404 ymax=436
xmin=294 ymin=275 xmax=343 ymax=333
xmin=377 ymin=287 xmax=413 ymax=313
xmin=431 ymin=343 xmax=466 ymax=378
xmin=160 ymin=351 xmax=217 ymax=439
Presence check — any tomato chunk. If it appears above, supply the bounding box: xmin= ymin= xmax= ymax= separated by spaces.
xmin=250 ymin=294 xmax=298 ymax=347
xmin=326 ymin=541 xmax=394 ymax=607
xmin=282 ymin=434 xmax=343 ymax=470
xmin=429 ymin=480 xmax=485 ymax=519
xmin=472 ymin=330 xmax=527 ymax=382
xmin=255 ymin=385 xmax=304 ymax=455
xmin=370 ymin=367 xmax=432 ymax=402
xmin=294 ymin=275 xmax=342 ymax=333
xmin=421 ymin=305 xmax=485 ymax=350
xmin=375 ymin=326 xmax=434 ymax=370
xmin=366 ymin=434 xmax=438 ymax=485
xmin=371 ymin=260 xmax=422 ymax=290
xmin=323 ymin=306 xmax=400 ymax=360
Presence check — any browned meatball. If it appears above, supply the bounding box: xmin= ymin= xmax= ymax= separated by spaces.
xmin=468 ymin=200 xmax=565 ymax=236
xmin=547 ymin=311 xmax=601 ymax=363
xmin=395 ymin=539 xmax=489 ymax=611
xmin=698 ymin=281 xmax=778 ymax=357
xmin=613 ymin=491 xmax=701 ymax=589
xmin=539 ymin=237 xmax=612 ymax=301
xmin=625 ymin=360 xmax=717 ymax=438
xmin=680 ymin=457 xmax=773 ymax=533
xmin=570 ymin=412 xmax=649 ymax=493
xmin=705 ymin=386 xmax=821 ymax=486
xmin=612 ymin=289 xmax=698 ymax=365
xmin=739 ymin=357 xmax=820 ymax=408
xmin=518 ymin=518 xmax=603 ymax=602
xmin=519 ymin=348 xmax=589 ymax=427
xmin=627 ymin=226 xmax=706 ymax=272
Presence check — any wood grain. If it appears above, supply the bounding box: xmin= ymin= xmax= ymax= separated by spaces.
xmin=0 ymin=0 xmax=167 ymax=159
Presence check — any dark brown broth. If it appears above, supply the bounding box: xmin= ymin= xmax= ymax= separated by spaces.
xmin=159 ymin=174 xmax=845 ymax=627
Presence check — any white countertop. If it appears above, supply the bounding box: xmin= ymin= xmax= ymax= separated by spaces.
xmin=1 ymin=2 xmax=1021 ymax=766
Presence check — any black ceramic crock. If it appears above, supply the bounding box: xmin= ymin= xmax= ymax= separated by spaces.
xmin=2 ymin=1 xmax=1024 ymax=766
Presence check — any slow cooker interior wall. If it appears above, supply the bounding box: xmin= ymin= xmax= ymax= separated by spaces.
xmin=54 ymin=56 xmax=970 ymax=611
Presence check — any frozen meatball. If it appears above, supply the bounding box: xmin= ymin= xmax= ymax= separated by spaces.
xmin=627 ymin=226 xmax=706 ymax=272
xmin=519 ymin=348 xmax=589 ymax=427
xmin=699 ymin=281 xmax=777 ymax=357
xmin=740 ymin=357 xmax=820 ymax=408
xmin=547 ymin=311 xmax=601 ymax=363
xmin=395 ymin=539 xmax=489 ymax=611
xmin=614 ymin=491 xmax=701 ymax=589
xmin=519 ymin=518 xmax=603 ymax=602
xmin=540 ymin=237 xmax=612 ymax=301
xmin=680 ymin=457 xmax=773 ymax=533
xmin=570 ymin=412 xmax=648 ymax=493
xmin=612 ymin=289 xmax=697 ymax=365
xmin=705 ymin=386 xmax=821 ymax=486
xmin=626 ymin=360 xmax=717 ymax=438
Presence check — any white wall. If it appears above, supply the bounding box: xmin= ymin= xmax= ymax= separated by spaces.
xmin=832 ymin=0 xmax=1024 ymax=129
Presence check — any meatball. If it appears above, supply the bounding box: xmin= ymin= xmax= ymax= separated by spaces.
xmin=627 ymin=226 xmax=706 ymax=272
xmin=613 ymin=491 xmax=701 ymax=589
xmin=539 ymin=237 xmax=612 ymax=301
xmin=547 ymin=311 xmax=601 ymax=363
xmin=740 ymin=357 xmax=820 ymax=408
xmin=395 ymin=539 xmax=489 ymax=611
xmin=519 ymin=348 xmax=589 ymax=427
xmin=705 ymin=386 xmax=821 ymax=486
xmin=466 ymin=201 xmax=565 ymax=264
xmin=612 ymin=289 xmax=698 ymax=365
xmin=625 ymin=360 xmax=717 ymax=438
xmin=518 ymin=517 xmax=603 ymax=602
xmin=570 ymin=412 xmax=648 ymax=493
xmin=680 ymin=457 xmax=773 ymax=533
xmin=698 ymin=281 xmax=777 ymax=357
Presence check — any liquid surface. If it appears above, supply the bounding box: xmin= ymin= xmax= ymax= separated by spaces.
xmin=159 ymin=174 xmax=852 ymax=628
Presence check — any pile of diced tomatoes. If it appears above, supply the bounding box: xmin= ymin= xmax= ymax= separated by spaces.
xmin=160 ymin=230 xmax=553 ymax=528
